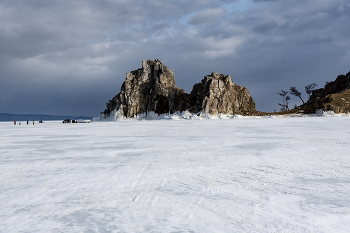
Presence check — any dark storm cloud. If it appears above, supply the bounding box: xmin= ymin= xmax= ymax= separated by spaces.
xmin=253 ymin=20 xmax=278 ymax=33
xmin=0 ymin=0 xmax=349 ymax=116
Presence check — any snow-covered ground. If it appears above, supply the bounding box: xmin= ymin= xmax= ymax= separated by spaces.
xmin=1 ymin=116 xmax=350 ymax=232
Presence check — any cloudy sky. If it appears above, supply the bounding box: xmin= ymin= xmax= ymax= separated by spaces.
xmin=1 ymin=0 xmax=349 ymax=116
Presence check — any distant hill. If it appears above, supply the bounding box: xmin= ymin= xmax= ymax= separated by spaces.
xmin=303 ymin=70 xmax=350 ymax=114
xmin=0 ymin=113 xmax=93 ymax=122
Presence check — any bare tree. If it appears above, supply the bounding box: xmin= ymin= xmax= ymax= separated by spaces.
xmin=305 ymin=83 xmax=317 ymax=97
xmin=290 ymin=87 xmax=304 ymax=104
xmin=278 ymin=90 xmax=290 ymax=111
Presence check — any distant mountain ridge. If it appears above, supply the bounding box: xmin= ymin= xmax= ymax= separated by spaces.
xmin=0 ymin=113 xmax=93 ymax=122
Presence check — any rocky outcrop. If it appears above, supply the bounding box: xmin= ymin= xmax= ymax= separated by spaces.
xmin=303 ymin=71 xmax=350 ymax=114
xmin=102 ymin=59 xmax=187 ymax=118
xmin=304 ymin=90 xmax=350 ymax=114
xmin=101 ymin=59 xmax=257 ymax=118
xmin=186 ymin=72 xmax=256 ymax=116
xmin=309 ymin=71 xmax=350 ymax=102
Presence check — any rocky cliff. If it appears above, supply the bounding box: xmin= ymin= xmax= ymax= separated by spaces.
xmin=101 ymin=59 xmax=256 ymax=118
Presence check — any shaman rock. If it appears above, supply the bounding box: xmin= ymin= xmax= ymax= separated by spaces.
xmin=101 ymin=60 xmax=257 ymax=118
xmin=187 ymin=72 xmax=256 ymax=116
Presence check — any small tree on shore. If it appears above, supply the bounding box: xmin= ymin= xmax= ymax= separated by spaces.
xmin=290 ymin=87 xmax=304 ymax=104
xmin=305 ymin=83 xmax=317 ymax=98
xmin=278 ymin=90 xmax=290 ymax=111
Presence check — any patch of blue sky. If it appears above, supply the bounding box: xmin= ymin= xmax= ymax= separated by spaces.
xmin=221 ymin=0 xmax=260 ymax=14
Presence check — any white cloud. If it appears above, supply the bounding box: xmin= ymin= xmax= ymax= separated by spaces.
xmin=200 ymin=36 xmax=244 ymax=59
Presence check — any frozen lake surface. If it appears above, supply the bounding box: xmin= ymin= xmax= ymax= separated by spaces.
xmin=1 ymin=116 xmax=350 ymax=232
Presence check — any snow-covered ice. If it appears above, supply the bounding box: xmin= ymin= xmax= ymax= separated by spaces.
xmin=1 ymin=116 xmax=350 ymax=232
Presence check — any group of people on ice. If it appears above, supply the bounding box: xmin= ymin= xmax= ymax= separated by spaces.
xmin=14 ymin=120 xmax=42 ymax=125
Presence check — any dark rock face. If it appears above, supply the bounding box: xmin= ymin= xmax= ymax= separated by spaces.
xmin=309 ymin=72 xmax=350 ymax=102
xmin=304 ymin=71 xmax=350 ymax=113
xmin=101 ymin=60 xmax=256 ymax=118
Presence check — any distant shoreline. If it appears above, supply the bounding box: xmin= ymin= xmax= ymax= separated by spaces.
xmin=0 ymin=113 xmax=93 ymax=122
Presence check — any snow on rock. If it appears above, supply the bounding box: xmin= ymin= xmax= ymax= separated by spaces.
xmin=94 ymin=109 xmax=346 ymax=122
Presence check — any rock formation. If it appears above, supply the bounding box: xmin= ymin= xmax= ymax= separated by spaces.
xmin=101 ymin=59 xmax=257 ymax=118
xmin=102 ymin=59 xmax=187 ymax=118
xmin=186 ymin=72 xmax=256 ymax=116
xmin=303 ymin=71 xmax=350 ymax=113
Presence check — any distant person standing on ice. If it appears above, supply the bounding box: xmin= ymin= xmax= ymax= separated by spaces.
xmin=14 ymin=121 xmax=16 ymax=125
xmin=27 ymin=121 xmax=28 ymax=125
xmin=19 ymin=121 xmax=21 ymax=125
xmin=33 ymin=120 xmax=34 ymax=125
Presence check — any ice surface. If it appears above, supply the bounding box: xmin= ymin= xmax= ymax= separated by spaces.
xmin=1 ymin=116 xmax=350 ymax=232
